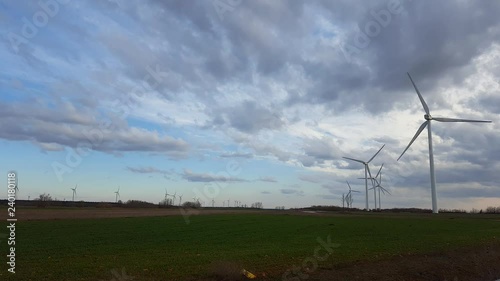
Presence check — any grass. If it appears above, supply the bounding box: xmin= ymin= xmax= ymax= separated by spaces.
xmin=1 ymin=212 xmax=499 ymax=280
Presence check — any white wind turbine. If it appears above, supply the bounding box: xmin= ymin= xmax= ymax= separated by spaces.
xmin=343 ymin=144 xmax=385 ymax=211
xmin=70 ymin=184 xmax=77 ymax=201
xmin=345 ymin=181 xmax=359 ymax=208
xmin=398 ymin=73 xmax=492 ymax=214
xmin=178 ymin=194 xmax=183 ymax=206
xmin=368 ymin=164 xmax=390 ymax=210
xmin=172 ymin=192 xmax=177 ymax=206
xmin=165 ymin=189 xmax=173 ymax=205
xmin=114 ymin=187 xmax=120 ymax=203
xmin=359 ymin=164 xmax=384 ymax=208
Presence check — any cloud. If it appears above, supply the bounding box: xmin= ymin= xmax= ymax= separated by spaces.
xmin=219 ymin=152 xmax=254 ymax=159
xmin=126 ymin=166 xmax=172 ymax=174
xmin=280 ymin=189 xmax=305 ymax=196
xmin=182 ymin=169 xmax=247 ymax=182
xmin=0 ymin=101 xmax=190 ymax=158
xmin=298 ymin=174 xmax=322 ymax=184
xmin=209 ymin=101 xmax=284 ymax=134
xmin=257 ymin=176 xmax=277 ymax=183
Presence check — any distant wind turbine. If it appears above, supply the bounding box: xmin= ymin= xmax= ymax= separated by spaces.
xmin=343 ymin=144 xmax=385 ymax=211
xmin=345 ymin=181 xmax=359 ymax=208
xmin=368 ymin=164 xmax=390 ymax=210
xmin=114 ymin=186 xmax=120 ymax=203
xmin=70 ymin=184 xmax=77 ymax=201
xmin=398 ymin=73 xmax=492 ymax=214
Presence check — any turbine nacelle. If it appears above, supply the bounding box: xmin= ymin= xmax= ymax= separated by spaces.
xmin=424 ymin=114 xmax=432 ymax=120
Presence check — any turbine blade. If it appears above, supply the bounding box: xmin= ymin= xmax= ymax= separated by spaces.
xmin=397 ymin=121 xmax=428 ymax=161
xmin=380 ymin=186 xmax=391 ymax=195
xmin=433 ymin=117 xmax=492 ymax=123
xmin=367 ymin=144 xmax=385 ymax=163
xmin=375 ymin=164 xmax=384 ymax=178
xmin=342 ymin=157 xmax=365 ymax=164
xmin=346 ymin=181 xmax=351 ymax=189
xmin=407 ymin=72 xmax=430 ymax=115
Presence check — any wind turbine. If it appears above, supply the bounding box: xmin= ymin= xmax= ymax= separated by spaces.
xmin=178 ymin=194 xmax=183 ymax=206
xmin=343 ymin=144 xmax=385 ymax=211
xmin=212 ymin=198 xmax=215 ymax=207
xmin=398 ymin=73 xmax=492 ymax=214
xmin=368 ymin=164 xmax=391 ymax=210
xmin=70 ymin=184 xmax=77 ymax=201
xmin=165 ymin=189 xmax=173 ymax=205
xmin=345 ymin=181 xmax=359 ymax=208
xmin=172 ymin=192 xmax=177 ymax=206
xmin=114 ymin=187 xmax=120 ymax=203
xmin=359 ymin=164 xmax=383 ymax=209
xmin=375 ymin=167 xmax=390 ymax=210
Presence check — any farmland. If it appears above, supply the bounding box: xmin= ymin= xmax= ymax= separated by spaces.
xmin=1 ymin=208 xmax=499 ymax=281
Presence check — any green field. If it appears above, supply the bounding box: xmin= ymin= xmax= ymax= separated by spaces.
xmin=2 ymin=212 xmax=500 ymax=280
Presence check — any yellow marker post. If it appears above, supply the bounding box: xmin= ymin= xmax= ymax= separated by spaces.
xmin=241 ymin=269 xmax=256 ymax=279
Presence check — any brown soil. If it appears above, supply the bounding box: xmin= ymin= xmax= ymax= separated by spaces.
xmin=1 ymin=207 xmax=284 ymax=220
xmin=308 ymin=241 xmax=500 ymax=281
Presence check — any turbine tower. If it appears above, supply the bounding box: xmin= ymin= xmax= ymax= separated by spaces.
xmin=178 ymin=194 xmax=183 ymax=206
xmin=398 ymin=73 xmax=492 ymax=214
xmin=114 ymin=186 xmax=120 ymax=203
xmin=70 ymin=184 xmax=77 ymax=201
xmin=343 ymin=144 xmax=385 ymax=211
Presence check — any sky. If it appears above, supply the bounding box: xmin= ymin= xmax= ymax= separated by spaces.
xmin=0 ymin=0 xmax=499 ymax=210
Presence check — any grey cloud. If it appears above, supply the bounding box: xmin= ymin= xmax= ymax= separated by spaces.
xmin=220 ymin=152 xmax=253 ymax=159
xmin=300 ymin=136 xmax=343 ymax=167
xmin=298 ymin=174 xmax=322 ymax=184
xmin=258 ymin=176 xmax=277 ymax=183
xmin=182 ymin=169 xmax=247 ymax=182
xmin=210 ymin=101 xmax=284 ymax=134
xmin=0 ymin=102 xmax=190 ymax=158
xmin=126 ymin=166 xmax=173 ymax=174
xmin=280 ymin=189 xmax=304 ymax=196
